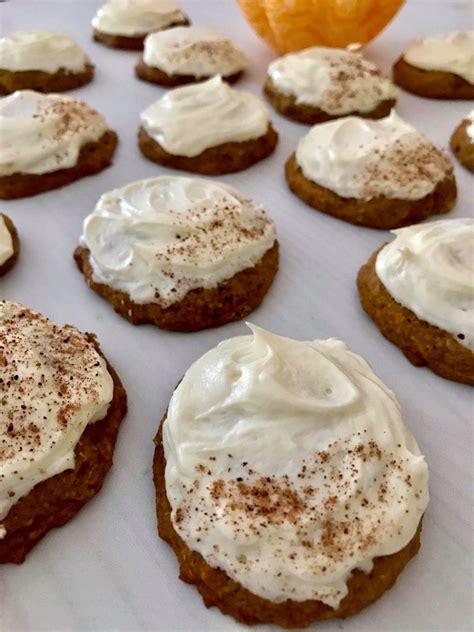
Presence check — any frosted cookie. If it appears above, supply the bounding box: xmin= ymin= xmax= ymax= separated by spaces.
xmin=153 ymin=324 xmax=429 ymax=627
xmin=0 ymin=301 xmax=127 ymax=563
xmin=0 ymin=214 xmax=19 ymax=276
xmin=393 ymin=31 xmax=474 ymax=99
xmin=265 ymin=46 xmax=398 ymax=124
xmin=0 ymin=90 xmax=117 ymax=200
xmin=136 ymin=26 xmax=248 ymax=87
xmin=74 ymin=176 xmax=279 ymax=332
xmin=138 ymin=76 xmax=278 ymax=175
xmin=0 ymin=30 xmax=94 ymax=95
xmin=357 ymin=219 xmax=474 ymax=385
xmin=286 ymin=111 xmax=456 ymax=229
xmin=450 ymin=112 xmax=474 ymax=172
xmin=92 ymin=0 xmax=189 ymax=50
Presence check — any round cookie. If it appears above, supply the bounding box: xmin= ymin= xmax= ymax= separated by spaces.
xmin=393 ymin=31 xmax=474 ymax=99
xmin=0 ymin=213 xmax=20 ymax=276
xmin=357 ymin=219 xmax=474 ymax=385
xmin=264 ymin=46 xmax=398 ymax=124
xmin=138 ymin=76 xmax=277 ymax=175
xmin=136 ymin=26 xmax=248 ymax=87
xmin=74 ymin=176 xmax=279 ymax=332
xmin=92 ymin=0 xmax=189 ymax=50
xmin=450 ymin=112 xmax=474 ymax=172
xmin=153 ymin=324 xmax=429 ymax=626
xmin=0 ymin=90 xmax=117 ymax=200
xmin=0 ymin=301 xmax=127 ymax=563
xmin=286 ymin=111 xmax=456 ymax=229
xmin=0 ymin=30 xmax=94 ymax=95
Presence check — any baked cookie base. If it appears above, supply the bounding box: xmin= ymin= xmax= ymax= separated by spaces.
xmin=0 ymin=335 xmax=128 ymax=564
xmin=0 ymin=63 xmax=94 ymax=95
xmin=285 ymin=153 xmax=456 ymax=230
xmin=73 ymin=242 xmax=279 ymax=332
xmin=153 ymin=422 xmax=422 ymax=628
xmin=93 ymin=18 xmax=190 ymax=50
xmin=135 ymin=57 xmax=243 ymax=87
xmin=0 ymin=130 xmax=118 ymax=200
xmin=357 ymin=246 xmax=474 ymax=386
xmin=393 ymin=57 xmax=474 ymax=99
xmin=264 ymin=76 xmax=396 ymax=125
xmin=138 ymin=125 xmax=278 ymax=175
xmin=0 ymin=213 xmax=20 ymax=276
xmin=450 ymin=119 xmax=474 ymax=172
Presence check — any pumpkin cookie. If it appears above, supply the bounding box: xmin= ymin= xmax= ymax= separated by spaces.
xmin=0 ymin=301 xmax=127 ymax=563
xmin=139 ymin=76 xmax=277 ymax=175
xmin=74 ymin=176 xmax=278 ymax=332
xmin=265 ymin=46 xmax=398 ymax=124
xmin=92 ymin=0 xmax=189 ymax=50
xmin=450 ymin=112 xmax=474 ymax=172
xmin=0 ymin=90 xmax=117 ymax=200
xmin=153 ymin=324 xmax=429 ymax=626
xmin=136 ymin=26 xmax=248 ymax=87
xmin=0 ymin=30 xmax=94 ymax=95
xmin=393 ymin=31 xmax=474 ymax=99
xmin=357 ymin=219 xmax=474 ymax=385
xmin=286 ymin=111 xmax=456 ymax=229
xmin=0 ymin=213 xmax=19 ymax=276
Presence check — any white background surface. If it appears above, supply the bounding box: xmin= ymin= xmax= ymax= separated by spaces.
xmin=0 ymin=1 xmax=473 ymax=631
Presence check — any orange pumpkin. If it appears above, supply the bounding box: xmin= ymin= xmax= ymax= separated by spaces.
xmin=237 ymin=0 xmax=405 ymax=53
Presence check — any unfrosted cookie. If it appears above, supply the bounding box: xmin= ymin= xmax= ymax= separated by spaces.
xmin=138 ymin=76 xmax=278 ymax=175
xmin=74 ymin=176 xmax=279 ymax=331
xmin=92 ymin=0 xmax=189 ymax=50
xmin=265 ymin=46 xmax=398 ymax=124
xmin=286 ymin=111 xmax=456 ymax=229
xmin=357 ymin=219 xmax=474 ymax=385
xmin=0 ymin=213 xmax=19 ymax=276
xmin=0 ymin=301 xmax=127 ymax=564
xmin=136 ymin=26 xmax=248 ymax=87
xmin=154 ymin=324 xmax=429 ymax=626
xmin=393 ymin=31 xmax=474 ymax=99
xmin=0 ymin=30 xmax=94 ymax=95
xmin=0 ymin=90 xmax=117 ymax=200
xmin=450 ymin=112 xmax=474 ymax=172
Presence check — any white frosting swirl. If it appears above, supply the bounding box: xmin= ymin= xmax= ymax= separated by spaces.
xmin=0 ymin=301 xmax=114 ymax=537
xmin=268 ymin=46 xmax=398 ymax=114
xmin=164 ymin=324 xmax=429 ymax=607
xmin=143 ymin=26 xmax=248 ymax=78
xmin=92 ymin=0 xmax=186 ymax=37
xmin=80 ymin=176 xmax=276 ymax=306
xmin=376 ymin=219 xmax=474 ymax=350
xmin=465 ymin=111 xmax=474 ymax=142
xmin=0 ymin=90 xmax=108 ymax=177
xmin=0 ymin=216 xmax=14 ymax=266
xmin=140 ymin=76 xmax=270 ymax=157
xmin=0 ymin=30 xmax=89 ymax=74
xmin=403 ymin=31 xmax=474 ymax=84
xmin=295 ymin=110 xmax=452 ymax=200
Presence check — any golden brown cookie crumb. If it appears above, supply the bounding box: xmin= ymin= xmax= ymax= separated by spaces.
xmin=135 ymin=57 xmax=242 ymax=87
xmin=450 ymin=118 xmax=474 ymax=172
xmin=92 ymin=17 xmax=190 ymax=50
xmin=393 ymin=57 xmax=474 ymax=99
xmin=0 ymin=64 xmax=94 ymax=95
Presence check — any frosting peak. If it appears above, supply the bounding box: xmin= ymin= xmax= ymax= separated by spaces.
xmin=164 ymin=325 xmax=429 ymax=607
xmin=92 ymin=0 xmax=186 ymax=37
xmin=140 ymin=76 xmax=270 ymax=157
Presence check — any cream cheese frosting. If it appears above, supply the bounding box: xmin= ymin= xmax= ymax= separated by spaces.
xmin=376 ymin=219 xmax=474 ymax=350
xmin=92 ymin=0 xmax=186 ymax=37
xmin=80 ymin=176 xmax=276 ymax=306
xmin=0 ymin=217 xmax=14 ymax=266
xmin=0 ymin=90 xmax=108 ymax=177
xmin=163 ymin=324 xmax=429 ymax=607
xmin=0 ymin=301 xmax=113 ymax=537
xmin=140 ymin=76 xmax=270 ymax=157
xmin=268 ymin=46 xmax=398 ymax=114
xmin=295 ymin=110 xmax=452 ymax=200
xmin=0 ymin=30 xmax=89 ymax=74
xmin=143 ymin=26 xmax=248 ymax=78
xmin=403 ymin=31 xmax=474 ymax=84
